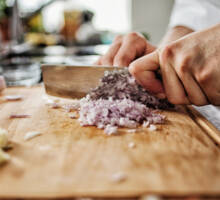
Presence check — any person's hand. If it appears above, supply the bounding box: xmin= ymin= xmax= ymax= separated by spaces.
xmin=129 ymin=25 xmax=220 ymax=106
xmin=95 ymin=32 xmax=156 ymax=67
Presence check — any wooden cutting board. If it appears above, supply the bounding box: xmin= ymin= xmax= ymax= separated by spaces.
xmin=0 ymin=86 xmax=220 ymax=199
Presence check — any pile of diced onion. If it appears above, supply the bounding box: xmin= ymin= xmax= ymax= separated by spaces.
xmin=77 ymin=69 xmax=169 ymax=134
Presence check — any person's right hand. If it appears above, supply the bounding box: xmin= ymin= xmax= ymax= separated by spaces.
xmin=129 ymin=24 xmax=220 ymax=106
xmin=95 ymin=32 xmax=156 ymax=67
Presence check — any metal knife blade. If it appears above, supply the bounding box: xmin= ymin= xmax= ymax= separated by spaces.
xmin=42 ymin=64 xmax=123 ymax=99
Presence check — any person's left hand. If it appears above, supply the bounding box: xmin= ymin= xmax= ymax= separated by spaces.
xmin=129 ymin=24 xmax=220 ymax=106
xmin=95 ymin=32 xmax=156 ymax=67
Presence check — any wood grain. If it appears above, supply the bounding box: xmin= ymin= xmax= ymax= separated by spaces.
xmin=0 ymin=86 xmax=220 ymax=198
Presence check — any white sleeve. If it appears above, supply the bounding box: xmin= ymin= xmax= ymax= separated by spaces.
xmin=169 ymin=0 xmax=220 ymax=31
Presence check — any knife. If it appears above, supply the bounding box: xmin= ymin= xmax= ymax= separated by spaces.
xmin=42 ymin=64 xmax=123 ymax=99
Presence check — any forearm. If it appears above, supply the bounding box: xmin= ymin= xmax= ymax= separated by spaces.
xmin=159 ymin=26 xmax=194 ymax=47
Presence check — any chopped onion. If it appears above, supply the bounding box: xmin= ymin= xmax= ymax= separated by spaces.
xmin=89 ymin=69 xmax=170 ymax=109
xmin=69 ymin=112 xmax=78 ymax=119
xmin=142 ymin=121 xmax=150 ymax=128
xmin=24 ymin=131 xmax=42 ymax=141
xmin=128 ymin=142 xmax=136 ymax=148
xmin=62 ymin=101 xmax=80 ymax=112
xmin=104 ymin=125 xmax=118 ymax=135
xmin=72 ymin=69 xmax=168 ymax=134
xmin=148 ymin=124 xmax=157 ymax=131
xmin=50 ymin=102 xmax=60 ymax=109
xmin=5 ymin=95 xmax=23 ymax=101
xmin=111 ymin=172 xmax=127 ymax=183
xmin=79 ymin=98 xmax=164 ymax=130
xmin=126 ymin=129 xmax=137 ymax=133
xmin=10 ymin=114 xmax=30 ymax=119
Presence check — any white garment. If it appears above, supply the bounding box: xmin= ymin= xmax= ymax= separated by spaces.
xmin=169 ymin=0 xmax=220 ymax=31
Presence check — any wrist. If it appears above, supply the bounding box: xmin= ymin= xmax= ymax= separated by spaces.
xmin=159 ymin=26 xmax=194 ymax=48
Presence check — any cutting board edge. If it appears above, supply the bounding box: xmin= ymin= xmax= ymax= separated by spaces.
xmin=1 ymin=190 xmax=220 ymax=199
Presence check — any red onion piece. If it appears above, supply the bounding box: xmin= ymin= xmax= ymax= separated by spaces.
xmin=10 ymin=114 xmax=30 ymax=119
xmin=5 ymin=95 xmax=23 ymax=101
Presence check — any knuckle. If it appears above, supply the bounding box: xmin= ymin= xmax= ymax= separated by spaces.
xmin=128 ymin=32 xmax=139 ymax=38
xmin=177 ymin=55 xmax=190 ymax=75
xmin=113 ymin=35 xmax=123 ymax=43
xmin=196 ymin=70 xmax=210 ymax=84
xmin=160 ymin=44 xmax=173 ymax=63
xmin=126 ymin=32 xmax=142 ymax=42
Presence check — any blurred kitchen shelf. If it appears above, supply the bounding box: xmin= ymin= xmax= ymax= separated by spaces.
xmin=0 ymin=43 xmax=109 ymax=66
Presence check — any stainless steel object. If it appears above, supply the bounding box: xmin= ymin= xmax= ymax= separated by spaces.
xmin=42 ymin=64 xmax=122 ymax=98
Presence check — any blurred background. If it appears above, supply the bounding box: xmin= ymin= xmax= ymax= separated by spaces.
xmin=0 ymin=0 xmax=174 ymax=86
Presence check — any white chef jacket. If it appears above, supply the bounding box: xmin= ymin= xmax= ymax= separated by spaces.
xmin=169 ymin=0 xmax=220 ymax=31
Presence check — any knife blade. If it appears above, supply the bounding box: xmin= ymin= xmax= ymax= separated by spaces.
xmin=42 ymin=64 xmax=123 ymax=99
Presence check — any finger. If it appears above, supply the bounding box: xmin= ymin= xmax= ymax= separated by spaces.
xmin=175 ymin=70 xmax=208 ymax=105
xmin=94 ymin=57 xmax=102 ymax=65
xmin=114 ymin=36 xmax=146 ymax=67
xmin=129 ymin=51 xmax=165 ymax=94
xmin=160 ymin=61 xmax=190 ymax=105
xmin=145 ymin=42 xmax=156 ymax=54
xmin=101 ymin=39 xmax=122 ymax=65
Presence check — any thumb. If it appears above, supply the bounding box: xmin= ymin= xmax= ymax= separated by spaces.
xmin=128 ymin=51 xmax=165 ymax=95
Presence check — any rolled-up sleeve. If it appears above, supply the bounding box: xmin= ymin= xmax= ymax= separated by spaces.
xmin=169 ymin=0 xmax=220 ymax=31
